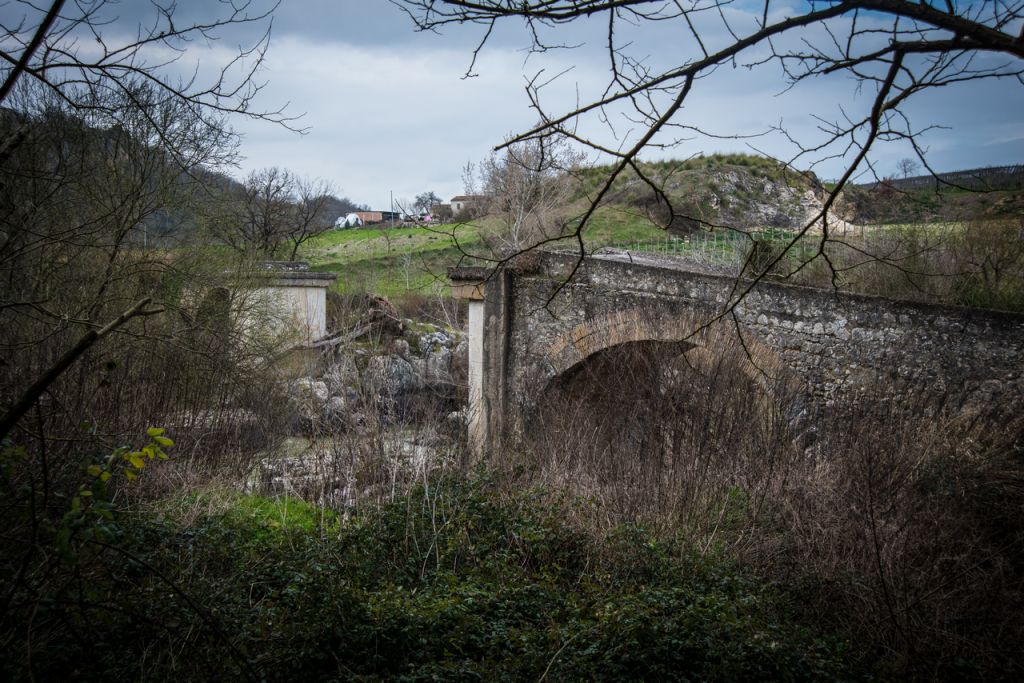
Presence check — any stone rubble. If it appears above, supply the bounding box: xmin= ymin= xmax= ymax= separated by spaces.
xmin=262 ymin=323 xmax=468 ymax=501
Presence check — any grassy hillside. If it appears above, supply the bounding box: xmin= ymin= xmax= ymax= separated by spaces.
xmin=304 ymin=224 xmax=487 ymax=298
xmin=302 ymin=210 xmax=672 ymax=298
xmin=301 ymin=154 xmax=807 ymax=287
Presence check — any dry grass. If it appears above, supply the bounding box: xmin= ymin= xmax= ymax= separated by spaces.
xmin=786 ymin=217 xmax=1024 ymax=312
xmin=506 ymin=339 xmax=1024 ymax=678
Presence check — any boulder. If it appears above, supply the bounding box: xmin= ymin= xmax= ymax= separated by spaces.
xmin=389 ymin=337 xmax=411 ymax=359
xmin=325 ymin=357 xmax=361 ymax=395
xmin=364 ymin=354 xmax=423 ymax=395
xmin=419 ymin=330 xmax=455 ymax=353
xmin=289 ymin=378 xmax=329 ymax=404
xmin=326 ymin=395 xmax=349 ymax=425
xmin=424 ymin=345 xmax=454 ymax=387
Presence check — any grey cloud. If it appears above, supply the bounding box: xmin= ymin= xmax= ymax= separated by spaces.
xmin=28 ymin=0 xmax=1020 ymax=205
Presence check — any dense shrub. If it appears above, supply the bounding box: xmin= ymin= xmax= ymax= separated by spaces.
xmin=776 ymin=219 xmax=1024 ymax=312
xmin=0 ymin=473 xmax=859 ymax=682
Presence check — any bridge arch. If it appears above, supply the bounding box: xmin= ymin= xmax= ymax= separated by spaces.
xmin=539 ymin=307 xmax=801 ymax=403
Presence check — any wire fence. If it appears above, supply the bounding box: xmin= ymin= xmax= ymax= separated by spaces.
xmin=598 ymin=227 xmax=821 ymax=268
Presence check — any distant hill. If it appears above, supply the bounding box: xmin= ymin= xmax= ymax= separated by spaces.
xmin=320 ymin=195 xmax=371 ymax=224
xmin=149 ymin=168 xmax=369 ymax=244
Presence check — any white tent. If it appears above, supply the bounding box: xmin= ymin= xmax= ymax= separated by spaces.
xmin=335 ymin=213 xmax=362 ymax=228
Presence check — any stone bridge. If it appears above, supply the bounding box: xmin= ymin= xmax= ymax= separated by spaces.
xmin=450 ymin=250 xmax=1024 ymax=453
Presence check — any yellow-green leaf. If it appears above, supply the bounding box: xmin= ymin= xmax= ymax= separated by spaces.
xmin=128 ymin=454 xmax=145 ymax=469
xmin=124 ymin=470 xmax=137 ymax=481
xmin=147 ymin=427 xmax=165 ymax=437
xmin=154 ymin=437 xmax=174 ymax=447
xmin=87 ymin=466 xmax=101 ymax=477
xmin=99 ymin=472 xmax=111 ymax=482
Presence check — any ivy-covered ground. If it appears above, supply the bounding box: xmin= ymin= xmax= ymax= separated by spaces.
xmin=8 ymin=471 xmax=863 ymax=683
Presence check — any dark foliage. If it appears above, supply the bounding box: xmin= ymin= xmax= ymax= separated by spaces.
xmin=0 ymin=471 xmax=859 ymax=682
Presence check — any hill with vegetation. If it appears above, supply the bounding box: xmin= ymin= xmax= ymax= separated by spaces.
xmin=574 ymin=154 xmax=1024 ymax=232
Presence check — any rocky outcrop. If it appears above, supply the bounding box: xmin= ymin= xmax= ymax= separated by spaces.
xmin=284 ymin=322 xmax=468 ymax=431
xmin=704 ymin=170 xmax=858 ymax=234
xmin=629 ymin=166 xmax=862 ymax=235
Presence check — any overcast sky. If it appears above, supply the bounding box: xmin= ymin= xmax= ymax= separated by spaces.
xmin=32 ymin=0 xmax=1024 ymax=211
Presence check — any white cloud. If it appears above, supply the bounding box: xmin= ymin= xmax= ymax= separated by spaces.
xmin=227 ymin=38 xmax=546 ymax=205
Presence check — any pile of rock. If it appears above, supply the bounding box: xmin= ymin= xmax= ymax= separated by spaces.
xmin=284 ymin=322 xmax=468 ymax=431
xmin=260 ymin=447 xmax=351 ymax=505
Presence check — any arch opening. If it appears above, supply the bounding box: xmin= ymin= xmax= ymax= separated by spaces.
xmin=518 ymin=339 xmax=800 ymax=523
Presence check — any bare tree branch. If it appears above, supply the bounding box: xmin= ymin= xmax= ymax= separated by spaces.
xmin=395 ymin=0 xmax=1024 ymax=314
xmin=0 ymin=297 xmax=163 ymax=441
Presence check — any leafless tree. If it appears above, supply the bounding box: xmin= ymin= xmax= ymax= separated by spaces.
xmin=478 ymin=130 xmax=587 ymax=249
xmin=415 ymin=191 xmax=444 ymax=215
xmin=0 ymin=0 xmax=296 ymax=158
xmin=212 ymin=167 xmax=336 ymax=260
xmin=0 ymin=4 xmax=303 ymax=672
xmin=958 ymin=216 xmax=1024 ymax=293
xmin=897 ymin=157 xmax=921 ymax=179
xmin=288 ymin=175 xmax=338 ymax=259
xmin=0 ymin=0 xmax=299 ymax=440
xmin=461 ymin=160 xmax=478 ymax=196
xmin=396 ymin=0 xmax=1024 ymax=300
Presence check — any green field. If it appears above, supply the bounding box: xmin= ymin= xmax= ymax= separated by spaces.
xmin=301 ymin=207 xmax=745 ymax=297
xmin=304 ymin=223 xmax=488 ymax=297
